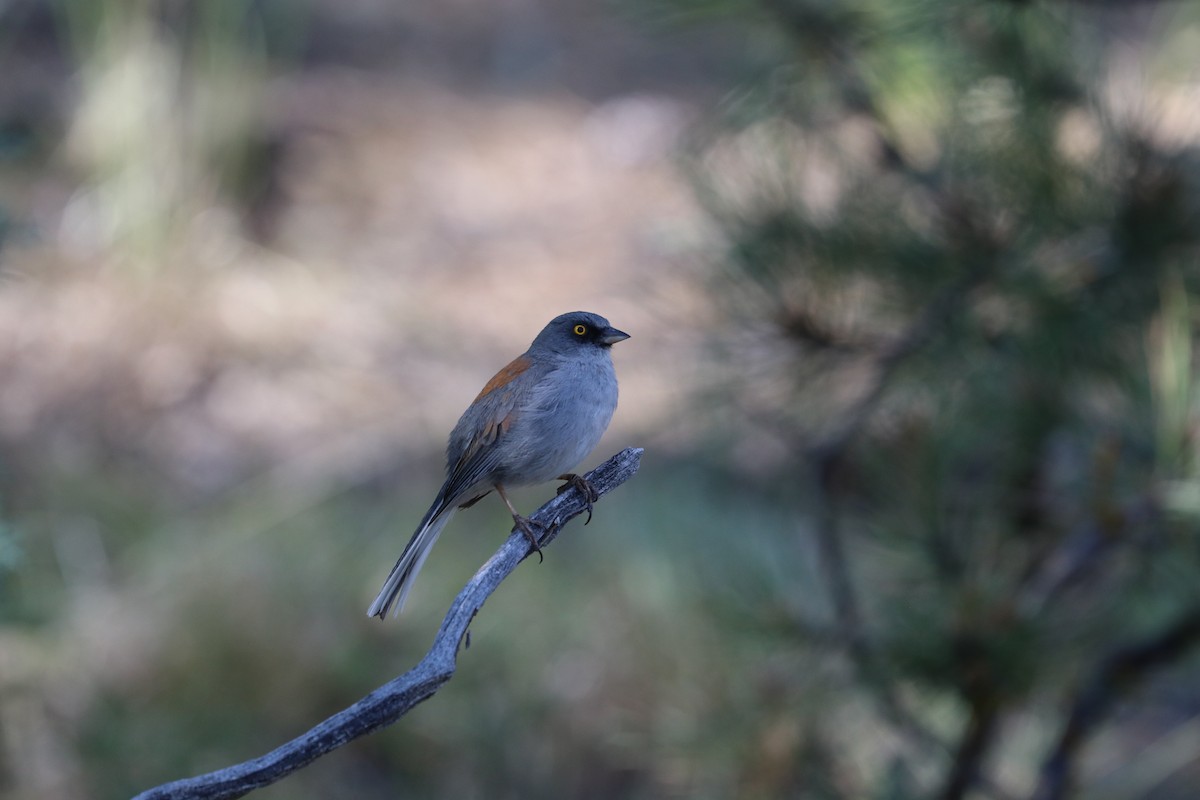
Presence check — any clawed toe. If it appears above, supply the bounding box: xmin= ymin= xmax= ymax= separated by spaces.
xmin=557 ymin=473 xmax=599 ymax=524
xmin=496 ymin=483 xmax=547 ymax=562
xmin=513 ymin=514 xmax=546 ymax=562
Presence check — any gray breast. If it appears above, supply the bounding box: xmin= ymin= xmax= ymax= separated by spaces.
xmin=510 ymin=356 xmax=618 ymax=485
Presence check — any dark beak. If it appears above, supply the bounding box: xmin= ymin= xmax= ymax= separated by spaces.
xmin=599 ymin=326 xmax=630 ymax=346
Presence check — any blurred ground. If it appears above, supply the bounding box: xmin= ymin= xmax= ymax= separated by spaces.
xmin=1 ymin=0 xmax=722 ymax=494
xmin=2 ymin=79 xmax=706 ymax=492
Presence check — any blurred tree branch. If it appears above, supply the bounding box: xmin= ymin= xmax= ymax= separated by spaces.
xmin=1032 ymin=604 xmax=1200 ymax=800
xmin=939 ymin=696 xmax=1002 ymax=800
xmin=807 ymin=271 xmax=987 ymax=690
xmin=809 ymin=265 xmax=990 ymax=469
xmin=131 ymin=447 xmax=644 ymax=800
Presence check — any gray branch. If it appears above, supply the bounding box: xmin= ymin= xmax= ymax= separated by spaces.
xmin=133 ymin=447 xmax=645 ymax=800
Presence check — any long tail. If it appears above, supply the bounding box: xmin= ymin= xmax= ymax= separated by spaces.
xmin=367 ymin=501 xmax=456 ymax=618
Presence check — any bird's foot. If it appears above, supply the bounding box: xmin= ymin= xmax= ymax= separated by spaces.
xmin=512 ymin=514 xmax=547 ymax=562
xmin=557 ymin=473 xmax=599 ymax=524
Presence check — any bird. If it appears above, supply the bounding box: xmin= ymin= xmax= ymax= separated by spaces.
xmin=367 ymin=311 xmax=629 ymax=619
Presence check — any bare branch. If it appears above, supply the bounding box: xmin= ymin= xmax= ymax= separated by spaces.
xmin=1032 ymin=603 xmax=1200 ymax=800
xmin=132 ymin=447 xmax=645 ymax=800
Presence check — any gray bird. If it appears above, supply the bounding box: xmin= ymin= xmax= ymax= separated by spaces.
xmin=368 ymin=311 xmax=629 ymax=618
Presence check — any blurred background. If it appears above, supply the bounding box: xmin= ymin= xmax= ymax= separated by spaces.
xmin=2 ymin=0 xmax=1200 ymax=798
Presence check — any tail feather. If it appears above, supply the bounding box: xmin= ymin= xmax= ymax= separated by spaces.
xmin=367 ymin=504 xmax=456 ymax=618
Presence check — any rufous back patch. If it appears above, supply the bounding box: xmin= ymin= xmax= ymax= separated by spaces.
xmin=474 ymin=355 xmax=532 ymax=401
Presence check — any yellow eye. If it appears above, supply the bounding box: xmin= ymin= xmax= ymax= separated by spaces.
xmin=573 ymin=324 xmax=587 ymax=336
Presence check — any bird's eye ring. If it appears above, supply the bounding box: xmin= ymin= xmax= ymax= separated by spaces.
xmin=573 ymin=324 xmax=587 ymax=336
